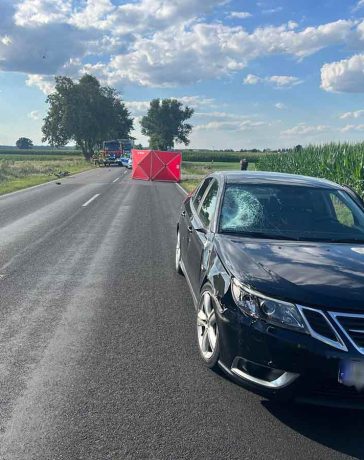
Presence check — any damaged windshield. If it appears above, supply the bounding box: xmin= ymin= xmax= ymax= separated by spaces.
xmin=219 ymin=183 xmax=364 ymax=243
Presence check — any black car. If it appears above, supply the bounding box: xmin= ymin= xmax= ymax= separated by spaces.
xmin=176 ymin=171 xmax=364 ymax=407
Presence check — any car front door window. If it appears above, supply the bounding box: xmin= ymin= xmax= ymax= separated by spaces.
xmin=330 ymin=193 xmax=355 ymax=227
xmin=198 ymin=180 xmax=219 ymax=228
xmin=193 ymin=178 xmax=212 ymax=211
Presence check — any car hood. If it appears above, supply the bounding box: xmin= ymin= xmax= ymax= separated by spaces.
xmin=215 ymin=234 xmax=364 ymax=311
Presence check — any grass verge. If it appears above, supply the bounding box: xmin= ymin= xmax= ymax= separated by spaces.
xmin=0 ymin=157 xmax=94 ymax=195
xmin=180 ymin=161 xmax=255 ymax=193
xmin=180 ymin=179 xmax=201 ymax=194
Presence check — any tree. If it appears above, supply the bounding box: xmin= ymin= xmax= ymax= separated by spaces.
xmin=16 ymin=137 xmax=33 ymax=149
xmin=42 ymin=74 xmax=134 ymax=160
xmin=140 ymin=99 xmax=194 ymax=150
xmin=294 ymin=144 xmax=303 ymax=152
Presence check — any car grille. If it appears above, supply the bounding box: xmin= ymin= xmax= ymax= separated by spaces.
xmin=330 ymin=313 xmax=364 ymax=353
xmin=303 ymin=309 xmax=337 ymax=342
xmin=299 ymin=306 xmax=347 ymax=351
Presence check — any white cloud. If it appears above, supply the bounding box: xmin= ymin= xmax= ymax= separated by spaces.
xmin=0 ymin=1 xmax=359 ymax=90
xmin=14 ymin=0 xmax=72 ymax=26
xmin=25 ymin=74 xmax=55 ymax=94
xmin=353 ymin=0 xmax=364 ymax=11
xmin=125 ymin=101 xmax=151 ymax=115
xmin=321 ymin=54 xmax=364 ymax=93
xmin=28 ymin=110 xmax=41 ymax=120
xmin=244 ymin=74 xmax=303 ymax=88
xmin=244 ymin=74 xmax=262 ymax=85
xmin=177 ymin=96 xmax=215 ymax=107
xmin=228 ymin=11 xmax=252 ymax=19
xmin=195 ymin=120 xmax=268 ymax=132
xmin=339 ymin=109 xmax=364 ymax=119
xmin=70 ymin=0 xmax=226 ymax=32
xmin=194 ymin=111 xmax=250 ymax=119
xmin=15 ymin=15 xmax=358 ymax=87
xmin=341 ymin=124 xmax=364 ymax=132
xmin=275 ymin=102 xmax=286 ymax=109
xmin=262 ymin=7 xmax=283 ymax=14
xmin=281 ymin=123 xmax=330 ymax=137
xmin=0 ymin=23 xmax=92 ymax=74
xmin=1 ymin=36 xmax=12 ymax=45
xmin=125 ymin=96 xmax=214 ymax=115
xmin=269 ymin=76 xmax=302 ymax=87
xmin=69 ymin=0 xmax=115 ymax=30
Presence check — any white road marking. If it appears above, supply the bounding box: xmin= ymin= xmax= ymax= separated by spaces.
xmin=176 ymin=183 xmax=187 ymax=195
xmin=82 ymin=194 xmax=100 ymax=207
xmin=113 ymin=177 xmax=120 ymax=183
xmin=124 ymin=170 xmax=128 ymax=175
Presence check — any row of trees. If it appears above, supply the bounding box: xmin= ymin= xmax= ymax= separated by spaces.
xmin=40 ymin=74 xmax=194 ymax=160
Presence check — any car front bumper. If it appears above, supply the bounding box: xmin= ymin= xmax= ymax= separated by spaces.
xmin=217 ymin=304 xmax=364 ymax=407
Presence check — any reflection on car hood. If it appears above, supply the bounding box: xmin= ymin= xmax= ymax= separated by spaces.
xmin=215 ymin=234 xmax=364 ymax=311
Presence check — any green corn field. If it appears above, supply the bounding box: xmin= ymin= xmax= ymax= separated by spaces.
xmin=257 ymin=143 xmax=364 ymax=197
xmin=181 ymin=150 xmax=270 ymax=163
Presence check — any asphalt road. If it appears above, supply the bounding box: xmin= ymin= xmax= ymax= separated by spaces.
xmin=0 ymin=167 xmax=364 ymax=460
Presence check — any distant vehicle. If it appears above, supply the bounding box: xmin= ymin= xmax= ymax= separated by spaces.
xmin=176 ymin=171 xmax=364 ymax=408
xmin=118 ymin=156 xmax=132 ymax=168
xmin=95 ymin=139 xmax=134 ymax=167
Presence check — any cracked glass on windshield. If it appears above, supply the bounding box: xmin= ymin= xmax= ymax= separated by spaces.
xmin=220 ymin=184 xmax=364 ymax=242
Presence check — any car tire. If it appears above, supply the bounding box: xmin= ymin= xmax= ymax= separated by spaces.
xmin=197 ymin=284 xmax=220 ymax=371
xmin=175 ymin=231 xmax=184 ymax=275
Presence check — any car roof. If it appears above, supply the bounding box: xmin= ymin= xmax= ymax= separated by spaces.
xmin=214 ymin=171 xmax=342 ymax=190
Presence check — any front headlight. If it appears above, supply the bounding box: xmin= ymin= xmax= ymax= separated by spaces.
xmin=231 ymin=278 xmax=308 ymax=333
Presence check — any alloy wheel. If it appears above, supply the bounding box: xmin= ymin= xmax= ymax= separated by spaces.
xmin=197 ymin=291 xmax=218 ymax=360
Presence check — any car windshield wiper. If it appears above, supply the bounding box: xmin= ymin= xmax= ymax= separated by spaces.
xmin=221 ymin=230 xmax=300 ymax=241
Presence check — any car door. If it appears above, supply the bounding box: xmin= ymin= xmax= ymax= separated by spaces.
xmin=179 ymin=177 xmax=213 ymax=269
xmin=185 ymin=179 xmax=219 ymax=298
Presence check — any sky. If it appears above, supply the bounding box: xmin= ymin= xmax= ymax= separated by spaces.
xmin=1 ymin=0 xmax=364 ymax=150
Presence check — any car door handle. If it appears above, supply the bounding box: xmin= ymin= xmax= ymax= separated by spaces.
xmin=181 ymin=211 xmax=186 ymax=217
xmin=188 ymin=226 xmax=193 ymax=233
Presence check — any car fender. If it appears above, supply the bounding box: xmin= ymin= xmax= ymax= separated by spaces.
xmin=202 ymin=244 xmax=231 ymax=304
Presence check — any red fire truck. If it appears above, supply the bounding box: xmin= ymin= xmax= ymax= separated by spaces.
xmin=95 ymin=139 xmax=134 ymax=167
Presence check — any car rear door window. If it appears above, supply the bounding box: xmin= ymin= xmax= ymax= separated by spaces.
xmin=199 ymin=180 xmax=219 ymax=228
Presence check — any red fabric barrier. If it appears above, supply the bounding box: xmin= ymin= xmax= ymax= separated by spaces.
xmin=131 ymin=149 xmax=181 ymax=182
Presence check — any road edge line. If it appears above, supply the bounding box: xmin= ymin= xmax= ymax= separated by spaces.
xmin=176 ymin=183 xmax=187 ymax=196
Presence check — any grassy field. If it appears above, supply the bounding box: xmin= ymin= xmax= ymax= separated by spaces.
xmin=257 ymin=143 xmax=364 ymax=197
xmin=0 ymin=155 xmax=94 ymax=195
xmin=180 ymin=161 xmax=256 ymax=193
xmin=0 ymin=154 xmax=84 ymax=162
xmin=0 ymin=149 xmax=81 ymax=156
